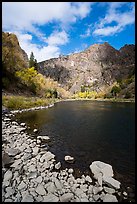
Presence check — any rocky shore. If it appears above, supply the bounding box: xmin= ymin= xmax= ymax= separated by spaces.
xmin=2 ymin=111 xmax=130 ymax=202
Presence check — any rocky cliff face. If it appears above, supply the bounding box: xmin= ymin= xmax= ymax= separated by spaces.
xmin=2 ymin=32 xmax=29 ymax=70
xmin=37 ymin=42 xmax=135 ymax=94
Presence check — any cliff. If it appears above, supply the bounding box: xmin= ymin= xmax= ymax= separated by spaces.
xmin=37 ymin=42 xmax=135 ymax=97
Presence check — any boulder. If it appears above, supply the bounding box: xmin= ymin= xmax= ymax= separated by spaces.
xmin=43 ymin=194 xmax=59 ymax=202
xmin=60 ymin=193 xmax=74 ymax=202
xmin=65 ymin=155 xmax=74 ymax=163
xmin=32 ymin=146 xmax=39 ymax=155
xmin=103 ymin=176 xmax=121 ymax=189
xmin=102 ymin=194 xmax=118 ymax=202
xmin=7 ymin=148 xmax=21 ymax=156
xmin=35 ymin=184 xmax=46 ymax=195
xmin=40 ymin=151 xmax=55 ymax=162
xmin=18 ymin=181 xmax=27 ymax=191
xmin=10 ymin=159 xmax=22 ymax=168
xmin=103 ymin=186 xmax=115 ymax=194
xmin=2 ymin=152 xmax=14 ymax=167
xmin=21 ymin=194 xmax=34 ymax=202
xmin=90 ymin=161 xmax=113 ymax=178
xmin=3 ymin=170 xmax=12 ymax=182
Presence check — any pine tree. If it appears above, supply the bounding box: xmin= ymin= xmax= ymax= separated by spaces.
xmin=29 ymin=52 xmax=37 ymax=69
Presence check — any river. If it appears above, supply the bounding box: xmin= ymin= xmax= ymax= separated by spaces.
xmin=14 ymin=100 xmax=135 ymax=191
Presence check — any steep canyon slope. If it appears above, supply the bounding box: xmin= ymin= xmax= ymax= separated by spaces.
xmin=38 ymin=42 xmax=135 ymax=97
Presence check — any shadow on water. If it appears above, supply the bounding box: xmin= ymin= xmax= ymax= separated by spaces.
xmin=15 ymin=100 xmax=135 ymax=190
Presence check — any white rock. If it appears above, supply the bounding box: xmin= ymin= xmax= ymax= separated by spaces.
xmin=46 ymin=182 xmax=57 ymax=193
xmin=123 ymin=191 xmax=128 ymax=196
xmin=35 ymin=176 xmax=43 ymax=183
xmin=28 ymin=172 xmax=37 ymax=179
xmin=74 ymin=188 xmax=84 ymax=196
xmin=60 ymin=193 xmax=74 ymax=202
xmin=21 ymin=194 xmax=34 ymax=202
xmin=3 ymin=180 xmax=10 ymax=187
xmin=103 ymin=176 xmax=121 ymax=189
xmin=20 ymin=123 xmax=26 ymax=127
xmin=4 ymin=198 xmax=13 ymax=202
xmin=68 ymin=168 xmax=74 ymax=174
xmin=28 ymin=165 xmax=36 ymax=172
xmin=102 ymin=194 xmax=118 ymax=202
xmin=10 ymin=159 xmax=22 ymax=168
xmin=7 ymin=148 xmax=20 ymax=156
xmin=3 ymin=170 xmax=12 ymax=181
xmin=90 ymin=161 xmax=113 ymax=178
xmin=25 ymin=148 xmax=32 ymax=153
xmin=40 ymin=151 xmax=55 ymax=162
xmin=32 ymin=146 xmax=39 ymax=155
xmin=85 ymin=175 xmax=92 ymax=183
xmin=18 ymin=181 xmax=27 ymax=191
xmin=104 ymin=186 xmax=115 ymax=194
xmin=54 ymin=178 xmax=62 ymax=190
xmin=5 ymin=187 xmax=15 ymax=197
xmin=37 ymin=139 xmax=41 ymax=144
xmin=35 ymin=195 xmax=43 ymax=202
xmin=37 ymin=135 xmax=50 ymax=140
xmin=35 ymin=184 xmax=46 ymax=195
xmin=33 ymin=129 xmax=38 ymax=133
xmin=55 ymin=162 xmax=61 ymax=169
xmin=80 ymin=197 xmax=89 ymax=202
xmin=43 ymin=193 xmax=59 ymax=202
xmin=93 ymin=194 xmax=100 ymax=201
xmin=80 ymin=184 xmax=88 ymax=192
xmin=93 ymin=186 xmax=103 ymax=194
xmin=65 ymin=155 xmax=74 ymax=163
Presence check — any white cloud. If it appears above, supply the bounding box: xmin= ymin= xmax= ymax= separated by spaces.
xmin=14 ymin=31 xmax=60 ymax=62
xmin=93 ymin=2 xmax=135 ymax=36
xmin=2 ymin=2 xmax=93 ymax=61
xmin=45 ymin=30 xmax=69 ymax=46
xmin=80 ymin=28 xmax=91 ymax=38
xmin=2 ymin=2 xmax=92 ymax=33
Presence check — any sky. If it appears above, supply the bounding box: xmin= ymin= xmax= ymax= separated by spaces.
xmin=2 ymin=2 xmax=135 ymax=62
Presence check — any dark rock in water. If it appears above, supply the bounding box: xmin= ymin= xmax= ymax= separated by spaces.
xmin=2 ymin=152 xmax=14 ymax=167
xmin=2 ymin=106 xmax=9 ymax=114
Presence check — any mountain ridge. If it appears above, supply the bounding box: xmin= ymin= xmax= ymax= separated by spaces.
xmin=37 ymin=42 xmax=135 ymax=96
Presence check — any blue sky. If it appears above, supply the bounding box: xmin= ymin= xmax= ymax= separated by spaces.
xmin=2 ymin=2 xmax=135 ymax=62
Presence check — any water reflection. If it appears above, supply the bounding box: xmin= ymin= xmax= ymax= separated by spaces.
xmin=15 ymin=100 xmax=135 ymax=188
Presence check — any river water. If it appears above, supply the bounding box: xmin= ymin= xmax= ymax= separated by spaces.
xmin=15 ymin=100 xmax=135 ymax=191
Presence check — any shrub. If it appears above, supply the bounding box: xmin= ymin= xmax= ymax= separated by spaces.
xmin=111 ymin=85 xmax=121 ymax=97
xmin=2 ymin=77 xmax=10 ymax=88
xmin=104 ymin=93 xmax=113 ymax=99
xmin=124 ymin=91 xmax=131 ymax=99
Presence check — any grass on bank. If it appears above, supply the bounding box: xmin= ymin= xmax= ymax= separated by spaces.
xmin=2 ymin=95 xmax=58 ymax=110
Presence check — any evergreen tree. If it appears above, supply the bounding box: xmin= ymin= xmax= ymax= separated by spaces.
xmin=29 ymin=52 xmax=37 ymax=69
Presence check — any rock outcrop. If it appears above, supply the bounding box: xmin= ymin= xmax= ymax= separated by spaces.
xmin=37 ymin=42 xmax=135 ymax=95
xmin=2 ymin=32 xmax=29 ymax=70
